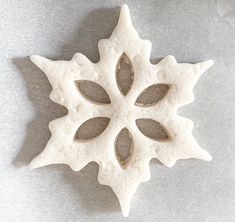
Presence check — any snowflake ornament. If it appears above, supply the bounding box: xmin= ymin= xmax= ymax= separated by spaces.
xmin=30 ymin=4 xmax=213 ymax=217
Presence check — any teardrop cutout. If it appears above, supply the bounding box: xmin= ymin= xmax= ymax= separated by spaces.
xmin=116 ymin=53 xmax=134 ymax=95
xmin=75 ymin=117 xmax=110 ymax=140
xmin=115 ymin=128 xmax=133 ymax=167
xmin=136 ymin=118 xmax=169 ymax=141
xmin=135 ymin=84 xmax=169 ymax=106
xmin=75 ymin=80 xmax=111 ymax=104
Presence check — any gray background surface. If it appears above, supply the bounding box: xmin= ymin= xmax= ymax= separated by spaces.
xmin=0 ymin=0 xmax=235 ymax=221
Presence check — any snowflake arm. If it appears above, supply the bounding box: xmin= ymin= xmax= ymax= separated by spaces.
xmin=133 ymin=56 xmax=213 ymax=167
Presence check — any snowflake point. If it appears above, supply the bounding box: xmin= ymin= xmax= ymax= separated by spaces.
xmin=119 ymin=4 xmax=131 ymax=24
xmin=195 ymin=59 xmax=214 ymax=75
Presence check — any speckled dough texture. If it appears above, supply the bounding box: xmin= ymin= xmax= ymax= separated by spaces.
xmin=30 ymin=4 xmax=213 ymax=217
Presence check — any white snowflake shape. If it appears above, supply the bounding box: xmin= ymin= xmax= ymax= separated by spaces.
xmin=30 ymin=4 xmax=213 ymax=217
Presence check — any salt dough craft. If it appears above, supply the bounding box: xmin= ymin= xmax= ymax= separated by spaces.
xmin=30 ymin=4 xmax=213 ymax=217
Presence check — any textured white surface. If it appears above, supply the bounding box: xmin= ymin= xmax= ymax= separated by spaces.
xmin=30 ymin=5 xmax=212 ymax=216
xmin=1 ymin=0 xmax=235 ymax=221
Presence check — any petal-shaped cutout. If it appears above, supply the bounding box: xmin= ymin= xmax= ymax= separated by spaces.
xmin=115 ymin=128 xmax=133 ymax=167
xmin=116 ymin=53 xmax=134 ymax=95
xmin=136 ymin=118 xmax=169 ymax=141
xmin=75 ymin=117 xmax=110 ymax=140
xmin=75 ymin=80 xmax=111 ymax=104
xmin=135 ymin=84 xmax=169 ymax=106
